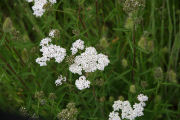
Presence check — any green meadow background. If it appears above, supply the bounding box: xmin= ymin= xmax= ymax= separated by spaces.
xmin=0 ymin=0 xmax=180 ymax=119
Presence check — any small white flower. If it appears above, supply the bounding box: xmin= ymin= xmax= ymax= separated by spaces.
xmin=36 ymin=56 xmax=49 ymax=66
xmin=55 ymin=75 xmax=66 ymax=86
xmin=49 ymin=0 xmax=56 ymax=4
xmin=32 ymin=0 xmax=47 ymax=17
xmin=26 ymin=0 xmax=33 ymax=2
xmin=133 ymin=103 xmax=144 ymax=117
xmin=75 ymin=76 xmax=90 ymax=90
xmin=137 ymin=94 xmax=148 ymax=102
xmin=49 ymin=29 xmax=56 ymax=38
xmin=97 ymin=53 xmax=110 ymax=71
xmin=69 ymin=64 xmax=82 ymax=75
xmin=71 ymin=39 xmax=85 ymax=55
xmin=40 ymin=37 xmax=52 ymax=46
xmin=112 ymin=100 xmax=123 ymax=111
xmin=109 ymin=111 xmax=121 ymax=120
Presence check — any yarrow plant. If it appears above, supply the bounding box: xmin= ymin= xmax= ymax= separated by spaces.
xmin=75 ymin=76 xmax=90 ymax=90
xmin=26 ymin=0 xmax=57 ymax=17
xmin=36 ymin=29 xmax=110 ymax=90
xmin=109 ymin=94 xmax=148 ymax=120
xmin=70 ymin=39 xmax=85 ymax=55
xmin=55 ymin=75 xmax=66 ymax=86
xmin=69 ymin=47 xmax=110 ymax=75
xmin=35 ymin=37 xmax=66 ymax=66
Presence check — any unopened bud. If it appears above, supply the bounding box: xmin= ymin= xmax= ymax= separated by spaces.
xmin=118 ymin=96 xmax=124 ymax=101
xmin=21 ymin=48 xmax=29 ymax=63
xmin=167 ymin=70 xmax=177 ymax=83
xmin=141 ymin=81 xmax=148 ymax=88
xmin=48 ymin=93 xmax=57 ymax=100
xmin=138 ymin=36 xmax=147 ymax=50
xmin=109 ymin=96 xmax=114 ymax=102
xmin=3 ymin=17 xmax=13 ymax=33
xmin=100 ymin=37 xmax=109 ymax=48
xmin=122 ymin=58 xmax=128 ymax=68
xmin=129 ymin=85 xmax=136 ymax=93
xmin=34 ymin=91 xmax=44 ymax=99
xmin=153 ymin=67 xmax=163 ymax=80
xmin=147 ymin=41 xmax=154 ymax=52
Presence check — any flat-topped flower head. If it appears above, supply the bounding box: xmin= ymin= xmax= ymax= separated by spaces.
xmin=71 ymin=39 xmax=85 ymax=55
xmin=109 ymin=111 xmax=121 ymax=120
xmin=137 ymin=94 xmax=148 ymax=102
xmin=109 ymin=94 xmax=148 ymax=120
xmin=75 ymin=76 xmax=90 ymax=90
xmin=113 ymin=100 xmax=124 ymax=111
xmin=32 ymin=0 xmax=47 ymax=17
xmin=26 ymin=0 xmax=57 ymax=17
xmin=69 ymin=47 xmax=110 ymax=75
xmin=36 ymin=36 xmax=66 ymax=66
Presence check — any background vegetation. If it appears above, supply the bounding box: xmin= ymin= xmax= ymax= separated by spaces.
xmin=0 ymin=0 xmax=180 ymax=119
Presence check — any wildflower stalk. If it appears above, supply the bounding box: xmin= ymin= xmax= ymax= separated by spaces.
xmin=0 ymin=54 xmax=29 ymax=90
xmin=5 ymin=40 xmax=41 ymax=88
xmin=95 ymin=0 xmax=100 ymax=36
xmin=132 ymin=24 xmax=136 ymax=83
xmin=78 ymin=6 xmax=88 ymax=37
xmin=5 ymin=38 xmax=25 ymax=66
xmin=92 ymin=84 xmax=105 ymax=118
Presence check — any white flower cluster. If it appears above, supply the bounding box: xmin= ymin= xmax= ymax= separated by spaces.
xmin=55 ymin=75 xmax=66 ymax=86
xmin=109 ymin=111 xmax=121 ymax=120
xmin=36 ymin=31 xmax=66 ymax=66
xmin=69 ymin=39 xmax=109 ymax=90
xmin=26 ymin=0 xmax=57 ymax=17
xmin=109 ymin=94 xmax=148 ymax=120
xmin=75 ymin=76 xmax=90 ymax=90
xmin=36 ymin=32 xmax=110 ymax=90
xmin=69 ymin=47 xmax=110 ymax=75
xmin=70 ymin=39 xmax=85 ymax=55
